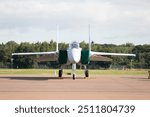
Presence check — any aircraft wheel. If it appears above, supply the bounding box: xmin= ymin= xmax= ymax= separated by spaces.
xmin=59 ymin=70 xmax=62 ymax=77
xmin=85 ymin=70 xmax=89 ymax=77
xmin=73 ymin=74 xmax=75 ymax=80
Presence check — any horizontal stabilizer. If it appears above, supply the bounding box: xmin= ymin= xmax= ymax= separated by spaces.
xmin=90 ymin=55 xmax=112 ymax=61
xmin=34 ymin=54 xmax=58 ymax=62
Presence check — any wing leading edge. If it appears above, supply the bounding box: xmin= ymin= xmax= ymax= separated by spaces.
xmin=90 ymin=51 xmax=136 ymax=57
xmin=90 ymin=51 xmax=136 ymax=61
xmin=12 ymin=51 xmax=58 ymax=62
xmin=12 ymin=51 xmax=57 ymax=56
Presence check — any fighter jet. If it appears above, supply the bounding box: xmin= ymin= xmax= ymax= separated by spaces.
xmin=12 ymin=26 xmax=136 ymax=80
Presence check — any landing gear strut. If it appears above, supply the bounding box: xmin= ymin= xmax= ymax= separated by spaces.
xmin=85 ymin=70 xmax=89 ymax=77
xmin=72 ymin=64 xmax=76 ymax=80
xmin=73 ymin=73 xmax=76 ymax=80
xmin=59 ymin=69 xmax=63 ymax=77
xmin=84 ymin=65 xmax=89 ymax=78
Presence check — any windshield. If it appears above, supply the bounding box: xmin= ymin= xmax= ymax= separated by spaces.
xmin=70 ymin=41 xmax=79 ymax=49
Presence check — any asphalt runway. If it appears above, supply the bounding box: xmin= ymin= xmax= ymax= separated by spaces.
xmin=0 ymin=75 xmax=150 ymax=100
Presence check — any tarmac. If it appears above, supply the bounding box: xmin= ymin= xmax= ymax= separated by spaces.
xmin=0 ymin=74 xmax=150 ymax=100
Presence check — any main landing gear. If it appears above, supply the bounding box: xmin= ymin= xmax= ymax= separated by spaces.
xmin=85 ymin=69 xmax=89 ymax=77
xmin=58 ymin=69 xmax=63 ymax=77
xmin=58 ymin=66 xmax=63 ymax=78
xmin=58 ymin=65 xmax=89 ymax=80
xmin=84 ymin=65 xmax=89 ymax=78
xmin=84 ymin=66 xmax=89 ymax=78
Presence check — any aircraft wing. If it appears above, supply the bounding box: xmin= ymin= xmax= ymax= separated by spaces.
xmin=90 ymin=51 xmax=136 ymax=61
xmin=12 ymin=51 xmax=58 ymax=61
xmin=90 ymin=51 xmax=136 ymax=57
xmin=12 ymin=51 xmax=57 ymax=56
xmin=90 ymin=55 xmax=112 ymax=61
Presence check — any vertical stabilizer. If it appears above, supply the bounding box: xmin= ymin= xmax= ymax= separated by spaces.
xmin=56 ymin=24 xmax=59 ymax=52
xmin=88 ymin=24 xmax=91 ymax=51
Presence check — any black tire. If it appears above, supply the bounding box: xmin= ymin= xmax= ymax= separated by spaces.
xmin=73 ymin=74 xmax=75 ymax=80
xmin=85 ymin=70 xmax=89 ymax=77
xmin=59 ymin=70 xmax=62 ymax=77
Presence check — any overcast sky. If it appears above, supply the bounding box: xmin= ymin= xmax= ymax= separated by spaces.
xmin=0 ymin=0 xmax=150 ymax=45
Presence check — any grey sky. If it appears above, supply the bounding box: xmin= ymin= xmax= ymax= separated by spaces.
xmin=0 ymin=0 xmax=150 ymax=44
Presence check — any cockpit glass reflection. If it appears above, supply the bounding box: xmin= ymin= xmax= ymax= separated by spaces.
xmin=70 ymin=42 xmax=79 ymax=49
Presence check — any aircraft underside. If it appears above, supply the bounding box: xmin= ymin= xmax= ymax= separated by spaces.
xmin=58 ymin=64 xmax=89 ymax=80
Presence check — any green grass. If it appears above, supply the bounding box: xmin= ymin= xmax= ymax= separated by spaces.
xmin=0 ymin=69 xmax=148 ymax=76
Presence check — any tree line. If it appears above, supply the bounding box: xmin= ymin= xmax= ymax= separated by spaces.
xmin=0 ymin=40 xmax=150 ymax=69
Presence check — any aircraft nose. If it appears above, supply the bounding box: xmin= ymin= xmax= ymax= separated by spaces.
xmin=72 ymin=54 xmax=79 ymax=63
xmin=72 ymin=49 xmax=81 ymax=63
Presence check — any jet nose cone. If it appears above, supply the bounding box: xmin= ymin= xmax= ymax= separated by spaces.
xmin=72 ymin=48 xmax=81 ymax=63
xmin=72 ymin=55 xmax=79 ymax=63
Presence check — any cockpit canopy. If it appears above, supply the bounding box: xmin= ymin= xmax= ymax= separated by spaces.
xmin=69 ymin=41 xmax=80 ymax=49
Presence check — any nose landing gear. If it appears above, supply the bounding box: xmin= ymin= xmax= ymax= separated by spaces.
xmin=72 ymin=64 xmax=76 ymax=80
xmin=73 ymin=73 xmax=76 ymax=80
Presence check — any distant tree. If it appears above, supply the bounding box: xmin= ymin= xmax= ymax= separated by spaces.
xmin=13 ymin=42 xmax=35 ymax=68
xmin=0 ymin=49 xmax=6 ymax=63
xmin=0 ymin=40 xmax=150 ymax=69
xmin=4 ymin=41 xmax=18 ymax=62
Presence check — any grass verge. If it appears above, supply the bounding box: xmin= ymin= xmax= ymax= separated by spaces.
xmin=0 ymin=69 xmax=148 ymax=76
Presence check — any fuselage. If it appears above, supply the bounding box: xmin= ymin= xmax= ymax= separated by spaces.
xmin=67 ymin=41 xmax=82 ymax=64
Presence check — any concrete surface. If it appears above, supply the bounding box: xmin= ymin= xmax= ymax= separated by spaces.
xmin=0 ymin=75 xmax=150 ymax=100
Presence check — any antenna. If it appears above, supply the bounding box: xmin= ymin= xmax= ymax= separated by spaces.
xmin=88 ymin=24 xmax=91 ymax=51
xmin=56 ymin=24 xmax=59 ymax=52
